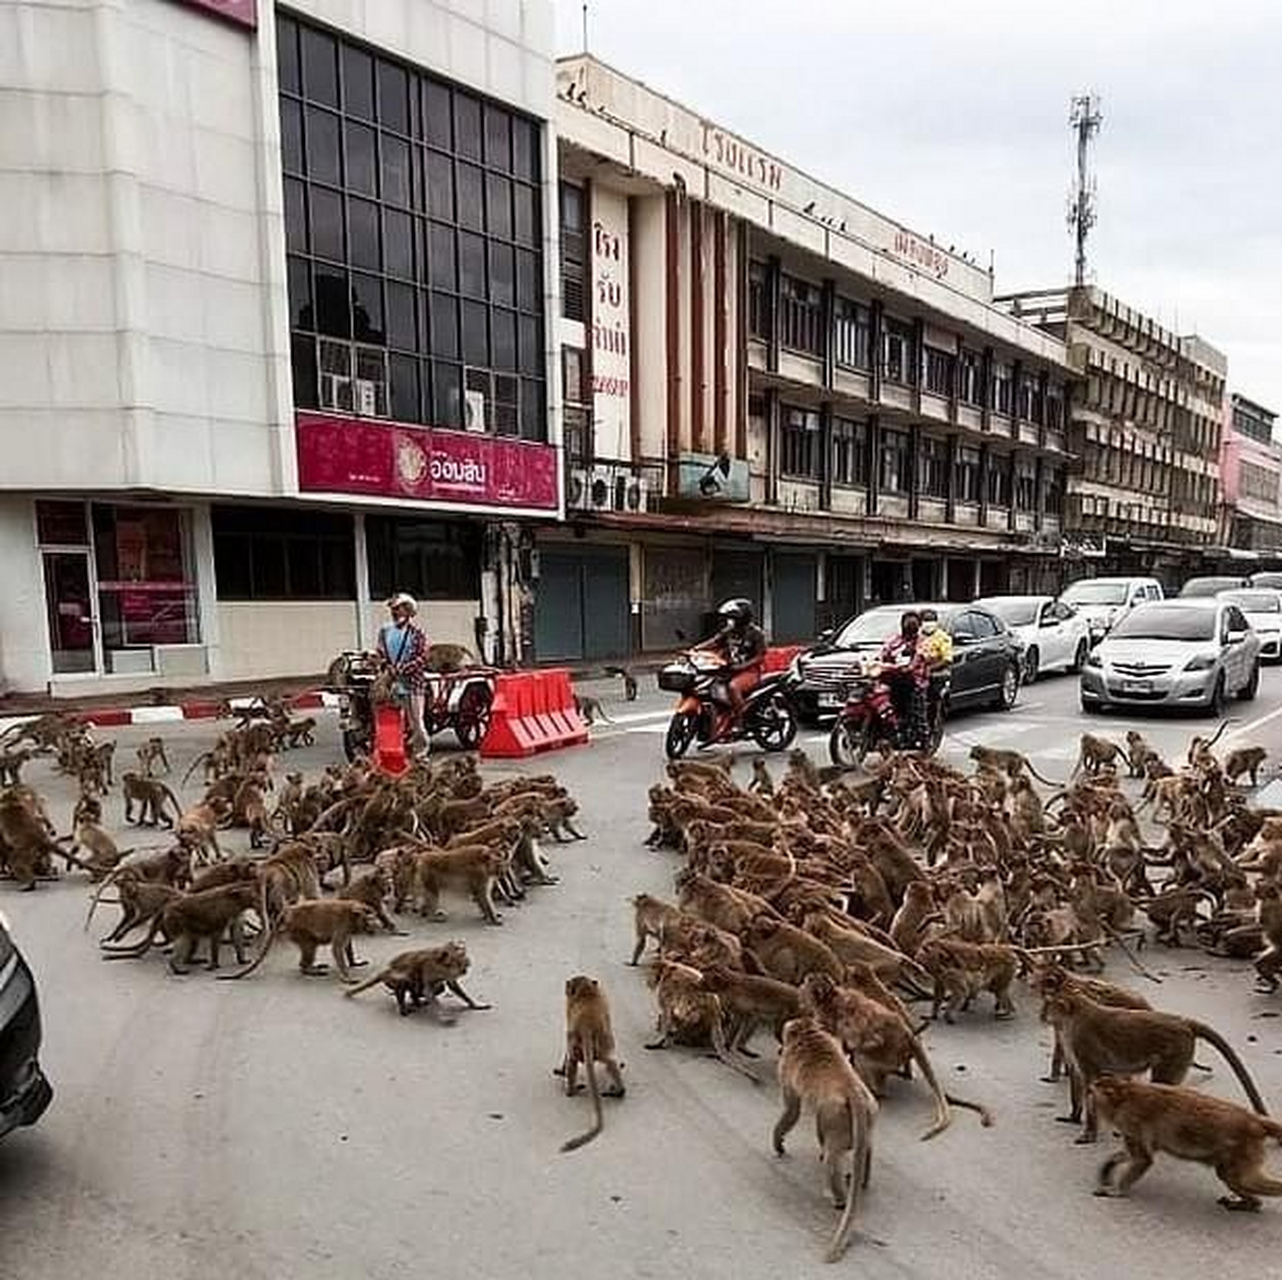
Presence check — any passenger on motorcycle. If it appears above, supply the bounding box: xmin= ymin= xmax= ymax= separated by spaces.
xmin=918 ymin=608 xmax=952 ymax=740
xmin=878 ymin=610 xmax=929 ymax=750
xmin=694 ymin=598 xmax=767 ymax=718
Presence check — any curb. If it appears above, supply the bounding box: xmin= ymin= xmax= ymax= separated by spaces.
xmin=0 ymin=691 xmax=339 ymax=736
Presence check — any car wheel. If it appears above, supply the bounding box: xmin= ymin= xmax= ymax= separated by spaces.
xmin=994 ymin=663 xmax=1020 ymax=711
xmin=1238 ymin=662 xmax=1260 ymax=702
xmin=1068 ymin=639 xmax=1089 ymax=674
xmin=1023 ymin=647 xmax=1040 ymax=684
xmin=1080 ymin=696 xmax=1101 ymax=715
xmin=1208 ymin=672 xmax=1227 ymax=717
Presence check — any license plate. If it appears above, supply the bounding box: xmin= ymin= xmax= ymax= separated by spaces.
xmin=1122 ymin=679 xmax=1151 ymax=693
xmin=818 ymin=693 xmax=843 ymax=709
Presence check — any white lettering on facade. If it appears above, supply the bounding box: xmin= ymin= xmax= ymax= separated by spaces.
xmin=430 ymin=455 xmax=487 ymax=486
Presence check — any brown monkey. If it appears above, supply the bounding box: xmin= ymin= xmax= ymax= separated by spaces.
xmin=970 ymin=743 xmax=1058 ymax=786
xmin=1187 ymin=720 xmax=1230 ymax=766
xmin=917 ymin=937 xmax=1018 ymax=1024
xmin=283 ymin=717 xmax=317 ymax=748
xmin=749 ymin=758 xmax=775 ymax=797
xmin=413 ymin=845 xmax=507 ymax=924
xmin=1252 ymin=880 xmax=1282 ymax=993
xmin=135 ymin=736 xmax=171 ymax=778
xmin=1124 ymin=730 xmax=1161 ymax=779
xmin=121 ymin=772 xmax=181 ymax=827
xmin=773 ymin=1016 xmax=879 ymax=1263
xmin=743 ymin=915 xmax=845 ymax=985
xmin=698 ymin=964 xmax=803 ymax=1053
xmin=83 ymin=845 xmax=192 ymax=933
xmin=676 ymin=870 xmax=778 ymax=936
xmin=1072 ymin=733 xmax=1127 ymax=778
xmin=102 ymin=882 xmax=259 ymax=974
xmin=256 ymin=841 xmax=322 ymax=923
xmin=1091 ymin=1076 xmax=1282 ymax=1211
xmin=644 ymin=959 xmax=759 ymax=1083
xmin=572 ymin=691 xmax=610 ymax=725
xmin=175 ymin=796 xmax=230 ymax=864
xmin=337 ymin=867 xmax=404 ymax=936
xmin=1042 ymin=990 xmax=1269 ymax=1143
xmin=1030 ymin=962 xmax=1152 ymax=1083
xmin=343 ymin=940 xmax=488 ymax=1019
xmin=95 ymin=879 xmax=182 ymax=945
xmin=802 ymin=911 xmax=932 ymax=993
xmin=1225 ymin=745 xmax=1267 ymax=788
xmin=889 ymin=881 xmax=941 ymax=956
xmin=70 ymin=816 xmax=130 ymax=882
xmin=558 ymin=975 xmax=625 ymax=1152
xmin=0 ymin=788 xmax=85 ymax=888
xmin=222 ymin=899 xmax=386 ymax=982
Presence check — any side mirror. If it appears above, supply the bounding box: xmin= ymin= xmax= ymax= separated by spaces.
xmin=1040 ymin=614 xmax=1057 ymax=627
xmin=1227 ymin=629 xmax=1248 ymax=645
xmin=953 ymin=631 xmax=976 ymax=647
xmin=817 ymin=628 xmax=835 ymax=644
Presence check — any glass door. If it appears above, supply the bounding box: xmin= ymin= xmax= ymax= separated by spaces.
xmin=42 ymin=550 xmax=101 ymax=675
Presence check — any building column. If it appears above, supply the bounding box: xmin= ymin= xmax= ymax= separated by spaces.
xmin=944 ymin=432 xmax=958 ymax=525
xmin=352 ymin=511 xmax=371 ymax=650
xmin=765 ymin=254 xmax=782 ymax=375
xmin=766 ymin=388 xmax=781 ymax=506
xmin=1007 ymin=454 xmax=1018 ymax=532
xmin=819 ymin=402 xmax=833 ymax=512
xmin=867 ymin=414 xmax=881 ymax=516
xmin=869 ymin=300 xmax=884 ymax=404
xmin=1010 ymin=358 xmax=1024 ymax=439
xmin=1034 ymin=455 xmax=1045 ymax=533
xmin=1037 ymin=369 xmax=1049 ymax=449
xmin=980 ymin=345 xmax=993 ymax=434
xmin=821 ymin=278 xmax=836 ymax=392
xmin=910 ymin=316 xmax=924 ymax=416
xmin=939 ymin=556 xmax=950 ymax=600
xmin=978 ymin=443 xmax=990 ymax=528
xmin=907 ymin=423 xmax=921 ymax=521
xmin=191 ymin=503 xmax=221 ymax=679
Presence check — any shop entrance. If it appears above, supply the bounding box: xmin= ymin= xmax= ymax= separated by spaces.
xmin=42 ymin=550 xmax=98 ymax=675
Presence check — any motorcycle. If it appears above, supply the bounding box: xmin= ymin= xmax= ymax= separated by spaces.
xmin=827 ymin=660 xmax=948 ymax=767
xmin=326 ymin=650 xmax=495 ymax=762
xmin=657 ymin=651 xmax=799 ymax=760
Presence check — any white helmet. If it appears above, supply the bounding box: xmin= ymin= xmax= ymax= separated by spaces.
xmin=388 ymin=592 xmax=418 ymax=615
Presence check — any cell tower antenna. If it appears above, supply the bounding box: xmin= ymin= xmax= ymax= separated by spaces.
xmin=582 ymin=3 xmax=590 ymax=53
xmin=1067 ymin=93 xmax=1102 ymax=286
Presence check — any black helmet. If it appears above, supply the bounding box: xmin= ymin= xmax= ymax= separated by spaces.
xmin=717 ymin=598 xmax=754 ymax=625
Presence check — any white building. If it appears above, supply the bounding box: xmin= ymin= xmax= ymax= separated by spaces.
xmin=0 ymin=0 xmax=560 ymax=695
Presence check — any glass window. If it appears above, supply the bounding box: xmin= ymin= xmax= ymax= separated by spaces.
xmin=345 ymin=121 xmax=377 ymax=196
xmin=519 ymin=314 xmax=542 ymax=375
xmin=489 ymin=241 xmax=515 ymax=306
xmin=491 ymin=308 xmax=517 ymax=371
xmin=284 ymin=177 xmax=307 ymax=252
xmin=351 ymin=273 xmax=384 ymax=344
xmin=462 ymin=300 xmax=488 ymax=364
xmin=780 ymin=406 xmax=820 ymax=479
xmin=287 ymin=256 xmax=312 ymax=330
xmin=430 ymin=293 xmax=458 ymax=359
xmin=834 ymin=297 xmax=871 ymax=369
xmin=276 ymin=16 xmax=300 ymax=96
xmin=920 ymin=436 xmax=948 ymax=497
xmin=385 ymin=281 xmax=417 ymax=350
xmin=883 ymin=319 xmax=913 ymax=385
xmin=348 ymin=197 xmax=380 ymax=270
xmin=779 ymin=275 xmax=822 ymax=356
xmin=426 ymin=150 xmax=454 ymax=219
xmin=513 ymin=183 xmax=537 ymax=245
xmin=454 ymin=93 xmax=482 ymax=159
xmin=457 ymin=163 xmax=484 ymax=231
xmin=512 ymin=118 xmax=537 ymax=180
xmin=301 ymin=27 xmax=338 ymax=106
xmin=955 ymin=446 xmax=981 ymax=502
xmin=383 ymin=208 xmax=413 ymax=278
xmin=516 ymin=248 xmax=539 ymax=313
xmin=831 ymin=417 xmax=867 ymax=486
xmin=36 ymin=500 xmax=89 ymax=545
xmin=309 ymin=185 xmax=344 ymax=260
xmin=313 ymin=265 xmax=350 ymax=337
xmin=880 ymin=429 xmax=910 ymax=492
xmin=213 ymin=506 xmax=354 ymax=601
xmin=429 ymin=223 xmax=457 ymax=290
xmin=459 ymin=231 xmax=487 ymax=298
xmin=342 ymin=45 xmax=374 ymax=120
xmin=377 ymin=61 xmax=409 ymax=133
xmin=560 ymin=182 xmax=585 ymax=322
xmin=291 ymin=332 xmax=318 ymax=408
xmin=485 ymin=106 xmax=512 ymax=171
xmin=486 ymin=172 xmax=512 ymax=240
xmin=280 ymin=98 xmax=304 ymax=174
xmin=381 ymin=133 xmax=410 ymax=207
xmin=433 ymin=360 xmax=462 ymax=426
xmin=366 ymin=517 xmax=481 ymax=601
xmin=425 ymin=82 xmax=452 ymax=148
xmin=748 ymin=261 xmax=770 ymax=340
xmin=389 ymin=353 xmax=419 ymax=421
xmin=305 ymin=107 xmax=341 ymax=184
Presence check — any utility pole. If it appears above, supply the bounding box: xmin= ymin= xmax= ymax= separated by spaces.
xmin=582 ymin=3 xmax=590 ymax=53
xmin=1067 ymin=94 xmax=1102 ymax=286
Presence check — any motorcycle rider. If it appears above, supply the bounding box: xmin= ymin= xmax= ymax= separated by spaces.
xmin=695 ymin=598 xmax=767 ymax=719
xmin=878 ymin=610 xmax=929 ymax=749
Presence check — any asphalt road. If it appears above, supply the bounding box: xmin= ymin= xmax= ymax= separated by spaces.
xmin=3 ymin=665 xmax=1282 ymax=1279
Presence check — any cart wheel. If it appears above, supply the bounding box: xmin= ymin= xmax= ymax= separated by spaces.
xmin=455 ymin=683 xmax=493 ymax=750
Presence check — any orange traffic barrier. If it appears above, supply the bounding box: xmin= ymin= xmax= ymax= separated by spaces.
xmin=374 ymin=703 xmax=409 ymax=776
xmin=480 ymin=668 xmax=588 ymax=758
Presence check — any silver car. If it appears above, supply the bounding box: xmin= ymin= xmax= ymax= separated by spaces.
xmin=1080 ymin=598 xmax=1260 ymax=715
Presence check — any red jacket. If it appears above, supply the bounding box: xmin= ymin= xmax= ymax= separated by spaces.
xmin=378 ymin=620 xmax=431 ymax=693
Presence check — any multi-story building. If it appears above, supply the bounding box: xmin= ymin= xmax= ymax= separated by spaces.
xmin=538 ymin=55 xmax=1072 ymax=662
xmin=0 ymin=0 xmax=560 ymax=695
xmin=999 ymin=286 xmax=1227 ymax=584
xmin=1220 ymin=394 xmax=1282 ymax=558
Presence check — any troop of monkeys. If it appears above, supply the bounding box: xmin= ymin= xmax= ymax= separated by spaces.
xmin=562 ymin=735 xmax=1282 ymax=1260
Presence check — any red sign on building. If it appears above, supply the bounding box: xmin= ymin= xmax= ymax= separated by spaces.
xmin=295 ymin=412 xmax=560 ymax=513
xmin=175 ymin=0 xmax=257 ymax=30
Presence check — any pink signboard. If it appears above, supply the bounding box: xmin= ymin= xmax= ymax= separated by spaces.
xmin=175 ymin=0 xmax=257 ymax=30
xmin=295 ymin=412 xmax=560 ymax=513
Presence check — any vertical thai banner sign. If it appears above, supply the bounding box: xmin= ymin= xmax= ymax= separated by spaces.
xmin=591 ymin=189 xmax=631 ymax=460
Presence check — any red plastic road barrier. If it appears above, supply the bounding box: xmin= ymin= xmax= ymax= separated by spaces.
xmin=762 ymin=645 xmax=804 ymax=673
xmin=374 ymin=702 xmax=409 ymax=776
xmin=480 ymin=669 xmax=588 ymax=758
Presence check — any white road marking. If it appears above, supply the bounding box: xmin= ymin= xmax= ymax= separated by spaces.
xmin=1226 ymin=703 xmax=1282 ymax=742
xmin=131 ymin=706 xmax=186 ymax=724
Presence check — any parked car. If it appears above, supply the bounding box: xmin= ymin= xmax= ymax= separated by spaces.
xmin=0 ymin=910 xmax=53 ymax=1141
xmin=1249 ymin=571 xmax=1282 ymax=590
xmin=792 ymin=601 xmax=1023 ymax=723
xmin=1059 ymin=576 xmax=1163 ymax=645
xmin=977 ymin=595 xmax=1091 ymax=682
xmin=1080 ymin=598 xmax=1260 ymax=715
xmin=1179 ymin=575 xmax=1249 ymax=597
xmin=1218 ymin=588 xmax=1282 ymax=661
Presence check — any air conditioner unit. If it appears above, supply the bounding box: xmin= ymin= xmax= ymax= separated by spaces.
xmin=624 ymin=476 xmax=647 ymax=512
xmin=353 ymin=378 xmax=380 ymax=417
xmin=464 ymin=389 xmax=487 ymax=432
xmin=566 ymin=468 xmax=593 ymax=510
xmin=319 ymin=373 xmax=352 ymax=412
xmin=587 ymin=467 xmax=616 ymax=510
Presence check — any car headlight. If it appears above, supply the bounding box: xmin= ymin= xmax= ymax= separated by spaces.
xmin=1184 ymin=654 xmax=1217 ymax=672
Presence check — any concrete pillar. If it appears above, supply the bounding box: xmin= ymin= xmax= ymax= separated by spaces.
xmin=190 ymin=503 xmax=221 ymax=679
xmin=352 ymin=511 xmax=371 ymax=650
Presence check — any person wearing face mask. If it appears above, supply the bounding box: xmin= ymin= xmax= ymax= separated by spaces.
xmin=879 ymin=610 xmax=929 ymax=749
xmin=919 ymin=609 xmax=953 ymax=670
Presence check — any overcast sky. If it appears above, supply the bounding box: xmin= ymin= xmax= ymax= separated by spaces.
xmin=554 ymin=0 xmax=1282 ymax=416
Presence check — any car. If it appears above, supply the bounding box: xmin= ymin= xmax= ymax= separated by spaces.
xmin=976 ymin=594 xmax=1092 ymax=682
xmin=1179 ymin=575 xmax=1249 ymax=597
xmin=1249 ymin=571 xmax=1282 ymax=590
xmin=0 ymin=909 xmax=52 ymax=1142
xmin=1079 ymin=598 xmax=1260 ymax=715
xmin=792 ymin=601 xmax=1024 ymax=723
xmin=1059 ymin=576 xmax=1164 ymax=645
xmin=1218 ymin=588 xmax=1282 ymax=661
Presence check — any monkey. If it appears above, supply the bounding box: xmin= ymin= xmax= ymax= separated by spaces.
xmin=630 ymin=892 xmax=692 ymax=965
xmin=602 ymin=664 xmax=638 ymax=701
xmin=1143 ymin=885 xmax=1215 ymax=947
xmin=1072 ymin=733 xmax=1128 ymax=779
xmin=271 ymin=770 xmax=306 ymax=835
xmin=77 ymin=741 xmax=116 ymax=795
xmin=917 ymin=937 xmax=1018 ymax=1024
xmin=572 ymin=691 xmax=611 ymax=725
xmin=749 ymin=758 xmax=775 ymax=798
xmin=801 ymin=911 xmax=932 ymax=994
xmin=174 ymin=796 xmax=230 ymax=865
xmin=969 ymin=743 xmax=1058 ymax=786
xmin=283 ymin=717 xmax=316 ymax=748
xmin=135 ymin=736 xmax=171 ymax=778
xmin=1041 ymin=990 xmax=1269 ymax=1143
xmin=96 ymin=880 xmax=182 ymax=945
xmin=644 ymin=959 xmax=759 ymax=1082
xmin=1225 ymin=745 xmax=1268 ymax=788
xmin=0 ymin=748 xmax=34 ymax=787
xmin=221 ymin=899 xmax=386 ymax=982
xmin=83 ymin=845 xmax=193 ymax=933
xmin=698 ymin=964 xmax=803 ymax=1054
xmin=344 ymin=941 xmax=489 ymax=1019
xmin=1188 ymin=719 xmax=1230 ymax=766
xmin=0 ymin=788 xmax=87 ymax=889
xmin=1091 ymin=1076 xmax=1282 ymax=1211
xmin=426 ymin=642 xmax=476 ymax=673
xmin=70 ymin=815 xmax=131 ymax=882
xmin=229 ymin=779 xmax=272 ymax=850
xmin=1252 ymin=880 xmax=1282 ymax=993
xmin=557 ymin=975 xmax=625 ymax=1152
xmin=102 ymin=882 xmax=259 ymax=974
xmin=413 ymin=845 xmax=507 ymax=925
xmin=337 ymin=867 xmax=404 ymax=937
xmin=889 ymin=880 xmax=941 ymax=956
xmin=190 ymin=858 xmax=259 ymax=894
xmin=121 ymin=772 xmax=181 ymax=828
xmin=1124 ymin=730 xmax=1162 ymax=779
xmin=676 ymin=870 xmax=779 ymax=936
xmin=256 ymin=841 xmax=323 ymax=923
xmin=1029 ymin=962 xmax=1152 ymax=1083
xmin=772 ymin=1016 xmax=879 ymax=1263
xmin=743 ymin=915 xmax=844 ymax=986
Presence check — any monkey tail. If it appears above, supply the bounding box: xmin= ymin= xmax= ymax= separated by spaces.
xmin=100 ymin=914 xmax=164 ymax=959
xmin=911 ymin=1040 xmax=953 ymax=1140
xmin=181 ymin=752 xmax=211 ymax=786
xmin=343 ymin=966 xmax=392 ymax=998
xmin=84 ymin=865 xmax=126 ymax=932
xmin=218 ymin=919 xmax=280 ymax=981
xmin=1101 ymin=923 xmax=1163 ymax=984
xmin=1026 ymin=762 xmax=1061 ymax=788
xmin=826 ymin=1099 xmax=868 ymax=1263
xmin=1202 ymin=719 xmax=1232 ymax=754
xmin=159 ymin=782 xmax=183 ymax=820
xmin=1193 ymin=1022 xmax=1269 ymax=1116
xmin=943 ymin=1092 xmax=995 ymax=1127
xmin=560 ymin=1050 xmax=604 ymax=1153
xmin=1262 ymin=1116 xmax=1282 ymax=1143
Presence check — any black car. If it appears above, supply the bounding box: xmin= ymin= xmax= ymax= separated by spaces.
xmin=792 ymin=601 xmax=1024 ymax=723
xmin=0 ymin=911 xmax=52 ymax=1140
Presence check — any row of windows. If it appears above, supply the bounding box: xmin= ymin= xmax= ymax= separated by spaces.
xmin=1240 ymin=461 xmax=1280 ymax=504
xmin=211 ymin=507 xmax=481 ymax=602
xmin=777 ymin=408 xmax=1054 ymax=510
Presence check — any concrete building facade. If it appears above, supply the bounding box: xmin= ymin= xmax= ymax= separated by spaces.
xmin=538 ymin=56 xmax=1072 ymax=662
xmin=999 ymin=286 xmax=1227 ymax=585
xmin=1220 ymin=394 xmax=1282 ymax=558
xmin=0 ymin=0 xmax=560 ymax=695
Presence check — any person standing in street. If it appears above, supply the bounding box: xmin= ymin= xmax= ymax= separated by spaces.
xmin=378 ymin=592 xmax=431 ymax=757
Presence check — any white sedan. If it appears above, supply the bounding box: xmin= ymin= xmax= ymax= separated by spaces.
xmin=1218 ymin=588 xmax=1282 ymax=661
xmin=977 ymin=594 xmax=1092 ymax=683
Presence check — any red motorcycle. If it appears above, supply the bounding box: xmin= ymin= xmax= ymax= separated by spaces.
xmin=827 ymin=660 xmax=947 ymax=767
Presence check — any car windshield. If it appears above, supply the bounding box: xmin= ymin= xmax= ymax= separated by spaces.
xmin=1109 ymin=605 xmax=1216 ymax=642
xmin=1180 ymin=577 xmax=1241 ymax=597
xmin=1061 ymin=581 xmax=1127 ymax=606
xmin=1222 ymin=591 xmax=1280 ymax=614
xmin=984 ymin=599 xmax=1040 ymax=627
xmin=833 ymin=609 xmax=902 ymax=647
